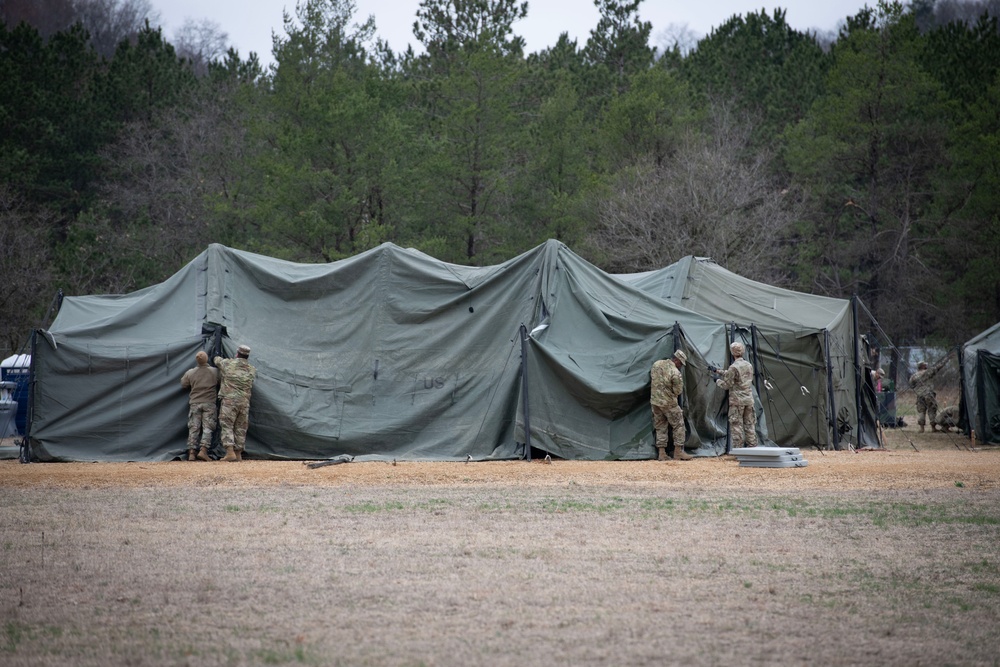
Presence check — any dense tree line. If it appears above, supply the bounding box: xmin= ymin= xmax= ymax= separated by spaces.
xmin=1 ymin=0 xmax=999 ymax=357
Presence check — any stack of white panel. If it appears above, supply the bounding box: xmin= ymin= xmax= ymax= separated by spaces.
xmin=730 ymin=446 xmax=808 ymax=468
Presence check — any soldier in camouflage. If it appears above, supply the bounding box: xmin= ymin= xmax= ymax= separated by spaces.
xmin=909 ymin=358 xmax=947 ymax=433
xmin=937 ymin=405 xmax=959 ymax=433
xmin=213 ymin=344 xmax=257 ymax=462
xmin=716 ymin=341 xmax=757 ymax=448
xmin=180 ymin=351 xmax=218 ymax=461
xmin=650 ymin=349 xmax=692 ymax=461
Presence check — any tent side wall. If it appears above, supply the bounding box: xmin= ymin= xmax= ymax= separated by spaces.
xmin=30 ymin=337 xmax=202 ymax=461
xmin=973 ymin=351 xmax=1000 ymax=443
xmin=29 ymin=253 xmax=213 ymax=462
xmin=748 ymin=328 xmax=832 ymax=448
xmin=962 ymin=322 xmax=1000 ymax=444
xmin=31 ymin=243 xmax=545 ymax=462
xmin=519 ymin=328 xmax=729 ymax=460
xmin=230 ymin=243 xmax=538 ymax=461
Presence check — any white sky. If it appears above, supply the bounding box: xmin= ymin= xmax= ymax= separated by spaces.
xmin=154 ymin=0 xmax=874 ymax=66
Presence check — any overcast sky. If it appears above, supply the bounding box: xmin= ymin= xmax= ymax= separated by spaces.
xmin=154 ymin=0 xmax=874 ymax=66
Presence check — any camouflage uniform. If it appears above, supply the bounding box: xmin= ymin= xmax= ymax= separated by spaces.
xmin=214 ymin=354 xmax=257 ymax=454
xmin=180 ymin=356 xmax=218 ymax=451
xmin=650 ymin=358 xmax=686 ymax=450
xmin=716 ymin=353 xmax=757 ymax=448
xmin=909 ymin=362 xmax=944 ymax=428
xmin=938 ymin=405 xmax=959 ymax=433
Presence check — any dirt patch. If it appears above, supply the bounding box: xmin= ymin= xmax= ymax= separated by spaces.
xmin=2 ymin=425 xmax=995 ymax=491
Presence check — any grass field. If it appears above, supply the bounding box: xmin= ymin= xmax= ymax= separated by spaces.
xmin=1 ymin=427 xmax=999 ymax=666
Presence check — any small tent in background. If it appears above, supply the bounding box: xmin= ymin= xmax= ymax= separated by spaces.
xmin=960 ymin=322 xmax=1000 ymax=444
xmin=617 ymin=257 xmax=885 ymax=450
xmin=28 ymin=241 xmax=742 ymax=462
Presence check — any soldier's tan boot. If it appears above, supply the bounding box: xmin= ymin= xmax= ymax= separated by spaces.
xmin=222 ymin=446 xmax=238 ymax=462
xmin=657 ymin=446 xmax=668 ymax=461
xmin=919 ymin=424 xmax=925 ymax=433
xmin=187 ymin=449 xmax=196 ymax=461
xmin=931 ymin=423 xmax=939 ymax=433
xmin=673 ymin=445 xmax=693 ymax=461
xmin=235 ymin=448 xmax=243 ymax=461
xmin=196 ymin=446 xmax=211 ymax=461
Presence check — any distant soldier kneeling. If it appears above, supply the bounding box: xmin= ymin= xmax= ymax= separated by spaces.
xmin=937 ymin=405 xmax=959 ymax=434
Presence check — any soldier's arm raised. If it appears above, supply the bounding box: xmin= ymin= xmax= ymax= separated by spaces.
xmin=929 ymin=355 xmax=949 ymax=378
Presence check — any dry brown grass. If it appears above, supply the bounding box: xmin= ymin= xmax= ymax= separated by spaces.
xmin=1 ymin=426 xmax=999 ymax=666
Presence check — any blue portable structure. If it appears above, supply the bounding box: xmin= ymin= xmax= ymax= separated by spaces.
xmin=1 ymin=354 xmax=30 ymax=437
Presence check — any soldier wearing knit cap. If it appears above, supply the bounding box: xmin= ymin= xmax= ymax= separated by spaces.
xmin=213 ymin=344 xmax=257 ymax=462
xmin=650 ymin=349 xmax=692 ymax=461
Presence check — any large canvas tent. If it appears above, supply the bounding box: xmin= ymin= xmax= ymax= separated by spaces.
xmin=960 ymin=321 xmax=1000 ymax=444
xmin=616 ymin=256 xmax=883 ymax=450
xmin=28 ymin=241 xmax=752 ymax=463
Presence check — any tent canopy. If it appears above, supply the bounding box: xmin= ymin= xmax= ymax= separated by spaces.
xmin=29 ymin=243 xmax=882 ymax=462
xmin=617 ymin=256 xmax=880 ymax=450
xmin=617 ymin=256 xmax=852 ymax=334
xmin=31 ymin=241 xmax=739 ymax=462
xmin=961 ymin=321 xmax=1000 ymax=443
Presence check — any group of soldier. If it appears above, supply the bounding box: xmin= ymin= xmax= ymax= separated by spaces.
xmin=180 ymin=345 xmax=257 ymax=462
xmin=650 ymin=341 xmax=756 ymax=461
xmin=651 ymin=343 xmax=961 ymax=461
xmin=908 ymin=357 xmax=960 ymax=434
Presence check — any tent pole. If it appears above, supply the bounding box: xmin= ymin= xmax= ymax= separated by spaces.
xmin=673 ymin=322 xmax=686 ymax=455
xmin=956 ymin=346 xmax=968 ymax=436
xmin=976 ymin=349 xmax=988 ymax=443
xmin=673 ymin=322 xmax=685 ymax=399
xmin=750 ymin=324 xmax=763 ymax=448
xmin=210 ymin=325 xmax=223 ymax=359
xmin=519 ymin=324 xmax=532 ymax=461
xmin=824 ymin=329 xmax=838 ymax=450
xmin=851 ymin=296 xmax=864 ymax=447
xmin=750 ymin=324 xmax=762 ymax=397
xmin=725 ymin=323 xmax=734 ymax=454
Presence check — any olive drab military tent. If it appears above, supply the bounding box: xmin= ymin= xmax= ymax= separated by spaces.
xmin=27 ymin=241 xmax=757 ymax=462
xmin=960 ymin=321 xmax=1000 ymax=444
xmin=616 ymin=256 xmax=884 ymax=450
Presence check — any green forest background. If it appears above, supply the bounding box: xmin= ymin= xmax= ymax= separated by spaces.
xmin=2 ymin=0 xmax=999 ymax=359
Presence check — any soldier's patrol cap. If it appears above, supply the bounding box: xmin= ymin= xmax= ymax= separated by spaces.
xmin=237 ymin=344 xmax=251 ymax=356
xmin=673 ymin=350 xmax=687 ymax=365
